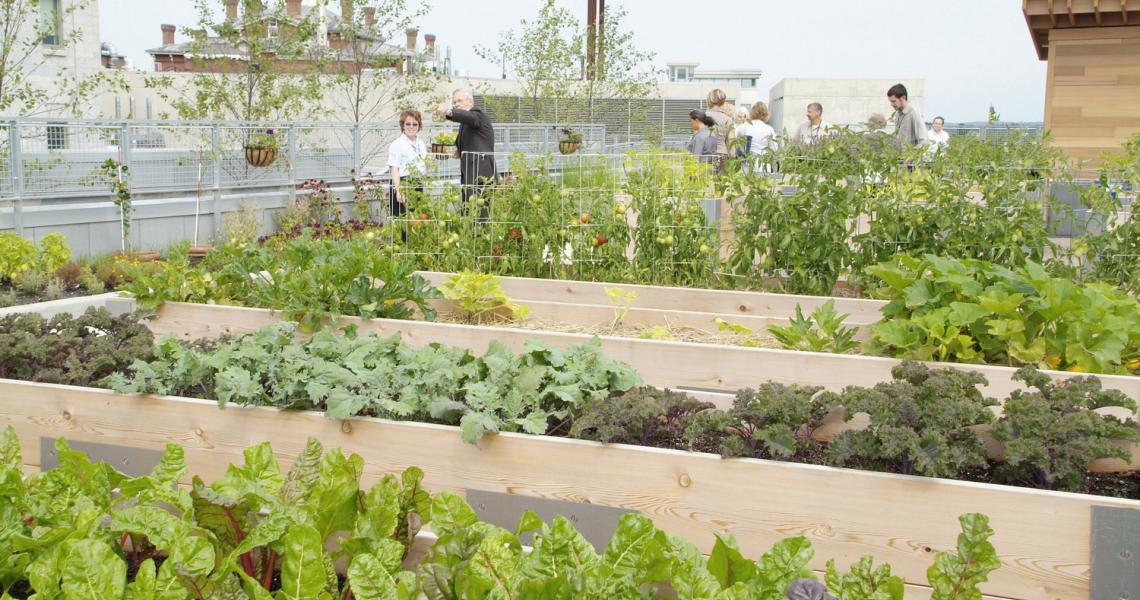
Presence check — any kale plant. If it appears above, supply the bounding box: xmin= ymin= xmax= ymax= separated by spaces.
xmin=827 ymin=362 xmax=998 ymax=478
xmin=106 ymin=324 xmax=642 ymax=445
xmin=683 ymin=383 xmax=828 ymax=459
xmin=569 ymin=387 xmax=714 ymax=447
xmin=0 ymin=307 xmax=154 ymax=387
xmin=992 ymin=366 xmax=1139 ymax=491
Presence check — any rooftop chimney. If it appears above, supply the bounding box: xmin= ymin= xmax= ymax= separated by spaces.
xmin=424 ymin=33 xmax=436 ymax=52
xmin=161 ymin=24 xmax=175 ymax=46
xmin=286 ymin=0 xmax=301 ymax=17
xmin=225 ymin=0 xmax=238 ymax=22
xmin=341 ymin=0 xmax=353 ymax=23
xmin=363 ymin=7 xmax=375 ymax=29
xmin=405 ymin=28 xmax=417 ymax=51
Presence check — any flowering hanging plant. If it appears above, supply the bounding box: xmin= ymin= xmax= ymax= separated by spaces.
xmin=247 ymin=128 xmax=278 ymax=149
xmin=560 ymin=127 xmax=583 ymax=143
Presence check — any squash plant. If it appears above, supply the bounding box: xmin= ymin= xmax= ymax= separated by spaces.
xmin=865 ymin=254 xmax=1140 ymax=375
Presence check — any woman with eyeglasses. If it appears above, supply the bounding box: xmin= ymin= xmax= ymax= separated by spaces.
xmin=387 ymin=110 xmax=428 ymax=219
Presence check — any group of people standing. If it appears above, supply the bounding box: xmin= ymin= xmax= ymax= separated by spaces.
xmin=687 ymin=82 xmax=952 ymax=170
xmin=385 ymin=88 xmax=497 ymax=219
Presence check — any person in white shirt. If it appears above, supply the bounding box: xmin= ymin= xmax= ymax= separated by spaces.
xmin=734 ymin=102 xmax=776 ymax=172
xmin=928 ymin=116 xmax=950 ymax=149
xmin=794 ymin=103 xmax=831 ymax=146
xmin=735 ymin=102 xmax=776 ymax=155
xmin=387 ymin=109 xmax=428 ymax=218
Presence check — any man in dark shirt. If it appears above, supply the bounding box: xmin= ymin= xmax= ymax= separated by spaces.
xmin=435 ymin=89 xmax=496 ymax=218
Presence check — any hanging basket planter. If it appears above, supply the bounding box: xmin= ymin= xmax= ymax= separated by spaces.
xmin=244 ymin=145 xmax=278 ymax=167
xmin=559 ymin=140 xmax=581 ymax=155
xmin=188 ymin=244 xmax=214 ymax=265
xmin=431 ymin=143 xmax=458 ymax=158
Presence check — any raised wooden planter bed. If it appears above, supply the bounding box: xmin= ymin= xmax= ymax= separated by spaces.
xmin=147 ymin=301 xmax=1140 ymax=403
xmin=1 ymin=379 xmax=1135 ymax=600
xmin=417 ymin=271 xmax=888 ymax=322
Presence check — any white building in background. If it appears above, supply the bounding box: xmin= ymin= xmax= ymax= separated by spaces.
xmin=3 ymin=0 xmax=106 ymax=117
xmin=768 ymin=78 xmax=926 ymax=137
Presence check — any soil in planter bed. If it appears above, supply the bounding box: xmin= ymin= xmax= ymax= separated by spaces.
xmin=0 ymin=283 xmax=99 ymax=307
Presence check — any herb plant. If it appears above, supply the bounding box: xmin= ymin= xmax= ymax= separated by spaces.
xmin=768 ymin=300 xmax=859 ymax=353
xmin=438 ymin=270 xmax=530 ymax=323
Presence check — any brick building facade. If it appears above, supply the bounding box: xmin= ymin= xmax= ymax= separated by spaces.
xmin=146 ymin=0 xmax=442 ymax=77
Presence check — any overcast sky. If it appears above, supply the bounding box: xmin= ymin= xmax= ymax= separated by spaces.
xmin=99 ymin=0 xmax=1047 ymax=122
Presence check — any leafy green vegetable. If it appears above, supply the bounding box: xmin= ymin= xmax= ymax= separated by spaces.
xmin=108 ymin=323 xmax=641 ymax=445
xmin=683 ymin=383 xmax=828 ymax=459
xmin=927 ymin=514 xmax=1001 ymax=600
xmin=826 ymin=362 xmax=997 ymax=478
xmin=865 ymin=254 xmax=1140 ymax=375
xmin=438 ymin=270 xmax=530 ymax=324
xmin=768 ymin=300 xmax=858 ymax=354
xmin=0 ymin=308 xmax=154 ymax=387
xmin=992 ymin=366 xmax=1139 ymax=491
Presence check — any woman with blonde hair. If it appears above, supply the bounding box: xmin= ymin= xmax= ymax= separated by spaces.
xmin=735 ymin=102 xmax=775 ymax=155
xmin=705 ymin=88 xmax=734 ymax=170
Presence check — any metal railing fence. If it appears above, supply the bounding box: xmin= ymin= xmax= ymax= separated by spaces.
xmin=0 ymin=118 xmax=609 ymax=233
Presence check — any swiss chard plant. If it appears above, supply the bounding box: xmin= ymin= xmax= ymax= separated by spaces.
xmin=0 ymin=429 xmax=1005 ymax=599
xmin=0 ymin=430 xmax=427 ymax=600
xmin=992 ymin=366 xmax=1139 ymax=491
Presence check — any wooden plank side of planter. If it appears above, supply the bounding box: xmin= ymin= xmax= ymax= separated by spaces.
xmin=149 ymin=302 xmax=1140 ymax=403
xmin=429 ymin=298 xmax=875 ymax=338
xmin=2 ymin=380 xmax=1134 ymax=600
xmin=417 ymin=271 xmax=888 ymax=321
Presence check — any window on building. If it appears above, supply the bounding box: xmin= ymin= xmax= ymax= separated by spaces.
xmin=46 ymin=124 xmax=66 ymax=150
xmin=267 ymin=19 xmax=279 ymax=41
xmin=40 ymin=0 xmax=61 ymax=45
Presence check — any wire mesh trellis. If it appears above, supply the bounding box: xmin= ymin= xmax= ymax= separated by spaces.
xmin=381 ymin=150 xmax=723 ymax=286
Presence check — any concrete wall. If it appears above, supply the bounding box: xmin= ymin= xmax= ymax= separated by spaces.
xmin=768 ymin=78 xmax=926 ymax=136
xmin=3 ymin=186 xmax=366 ymax=258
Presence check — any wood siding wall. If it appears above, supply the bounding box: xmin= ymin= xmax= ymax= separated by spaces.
xmin=1045 ymin=26 xmax=1140 ymax=169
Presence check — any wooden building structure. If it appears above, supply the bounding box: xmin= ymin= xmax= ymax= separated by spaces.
xmin=1023 ymin=0 xmax=1140 ymax=167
